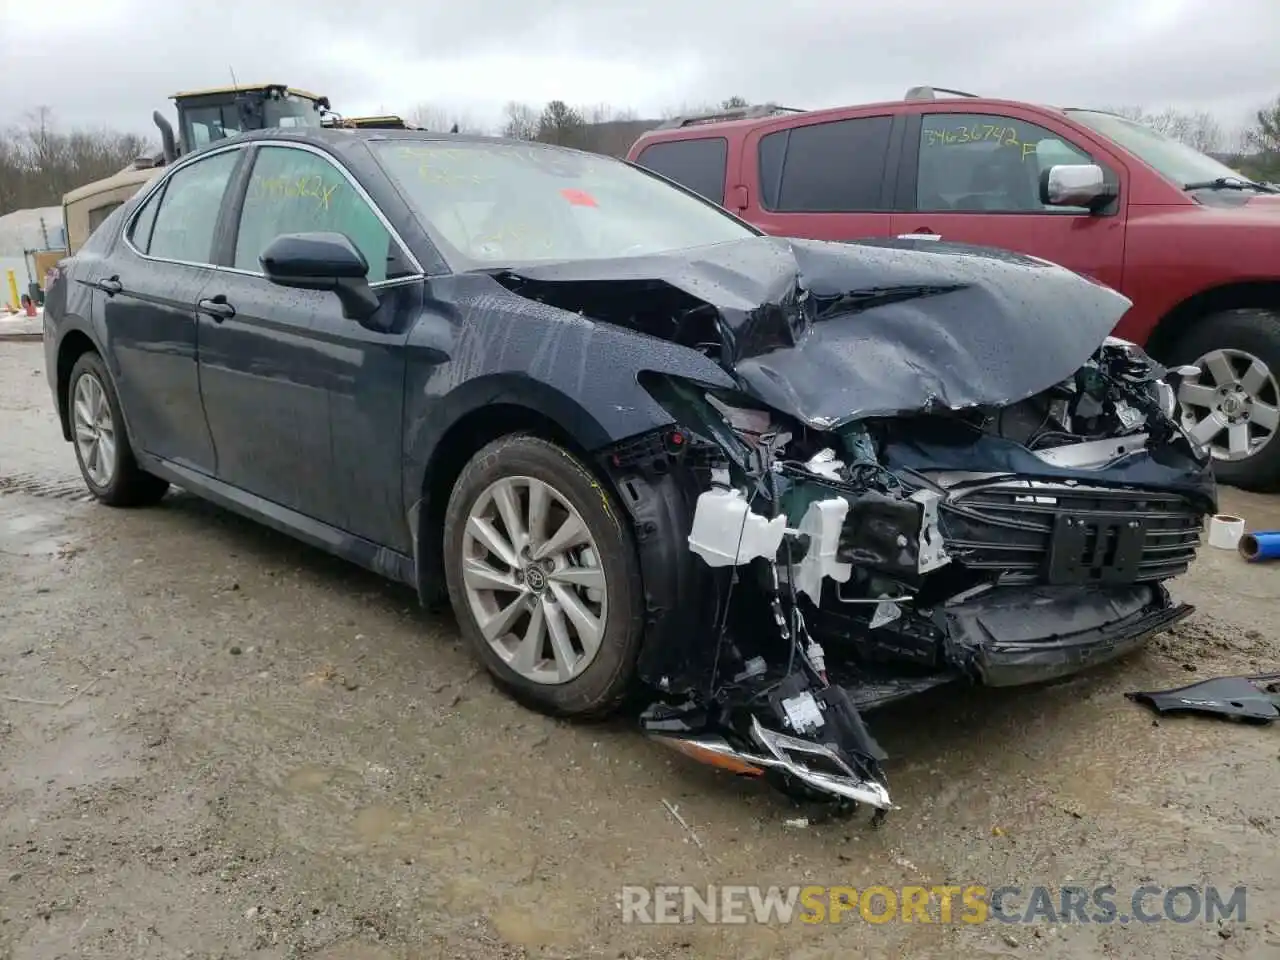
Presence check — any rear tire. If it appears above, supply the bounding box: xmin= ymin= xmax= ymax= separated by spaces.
xmin=1167 ymin=308 xmax=1280 ymax=492
xmin=442 ymin=433 xmax=645 ymax=718
xmin=67 ymin=352 xmax=170 ymax=507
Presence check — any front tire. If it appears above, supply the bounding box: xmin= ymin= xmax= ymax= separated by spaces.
xmin=67 ymin=352 xmax=170 ymax=506
xmin=1168 ymin=308 xmax=1280 ymax=492
xmin=442 ymin=434 xmax=645 ymax=718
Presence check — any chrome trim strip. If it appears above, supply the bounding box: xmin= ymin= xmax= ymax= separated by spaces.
xmin=120 ymin=139 xmax=426 ymax=284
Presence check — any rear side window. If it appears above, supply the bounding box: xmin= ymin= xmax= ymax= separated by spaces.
xmin=758 ymin=116 xmax=893 ymax=212
xmin=146 ymin=150 xmax=241 ymax=264
xmin=635 ymin=138 xmax=728 ymax=205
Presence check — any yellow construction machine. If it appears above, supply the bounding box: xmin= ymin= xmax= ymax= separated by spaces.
xmin=61 ymin=84 xmax=412 ymax=255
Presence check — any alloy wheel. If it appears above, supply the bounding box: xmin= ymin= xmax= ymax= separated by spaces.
xmin=1177 ymin=348 xmax=1280 ymax=461
xmin=72 ymin=372 xmax=117 ymax=488
xmin=460 ymin=475 xmax=608 ymax=685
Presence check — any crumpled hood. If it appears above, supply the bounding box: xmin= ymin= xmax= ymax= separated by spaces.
xmin=498 ymin=235 xmax=1133 ymax=428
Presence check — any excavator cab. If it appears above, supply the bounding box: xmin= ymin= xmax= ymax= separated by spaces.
xmin=61 ymin=83 xmax=333 ymax=256
xmin=159 ymin=83 xmax=331 ymax=161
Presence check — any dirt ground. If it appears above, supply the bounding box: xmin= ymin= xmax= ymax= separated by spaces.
xmin=2 ymin=340 xmax=1278 ymax=960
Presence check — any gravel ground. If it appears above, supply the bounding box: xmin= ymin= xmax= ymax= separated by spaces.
xmin=2 ymin=340 xmax=1278 ymax=959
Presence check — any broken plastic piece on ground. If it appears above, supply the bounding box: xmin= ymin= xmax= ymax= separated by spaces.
xmin=1239 ymin=530 xmax=1280 ymax=562
xmin=647 ymin=720 xmax=893 ymax=811
xmin=1207 ymin=514 xmax=1245 ymax=550
xmin=1126 ymin=673 xmax=1280 ymax=723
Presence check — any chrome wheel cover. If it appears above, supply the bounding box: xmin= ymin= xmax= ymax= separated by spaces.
xmin=72 ymin=372 xmax=117 ymax=488
xmin=460 ymin=475 xmax=607 ymax=685
xmin=1178 ymin=348 xmax=1279 ymax=461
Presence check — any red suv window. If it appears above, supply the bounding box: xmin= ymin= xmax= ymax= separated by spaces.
xmin=758 ymin=116 xmax=893 ymax=212
xmin=634 ymin=137 xmax=728 ymax=205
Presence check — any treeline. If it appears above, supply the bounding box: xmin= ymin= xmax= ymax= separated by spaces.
xmin=407 ymin=96 xmax=759 ymax=156
xmin=1103 ymin=101 xmax=1280 ymax=179
xmin=5 ymin=93 xmax=1280 ymax=218
xmin=0 ymin=107 xmax=152 ymax=217
xmin=410 ymin=93 xmax=1280 ymax=181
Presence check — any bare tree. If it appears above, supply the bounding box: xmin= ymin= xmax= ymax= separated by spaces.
xmin=660 ymin=95 xmax=751 ymax=120
xmin=501 ymin=101 xmax=540 ymax=141
xmin=1238 ymin=94 xmax=1280 ymax=181
xmin=0 ymin=108 xmax=151 ymax=216
xmin=1102 ymin=105 xmax=1224 ymax=153
xmin=1246 ymin=95 xmax=1280 ymax=154
xmin=407 ymin=103 xmax=488 ymax=135
xmin=536 ymin=100 xmax=585 ymax=146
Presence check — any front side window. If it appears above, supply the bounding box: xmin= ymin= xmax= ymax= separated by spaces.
xmin=233 ymin=145 xmax=405 ymax=283
xmin=916 ymin=113 xmax=1093 ymax=213
xmin=146 ymin=149 xmax=241 ymax=263
xmin=758 ymin=116 xmax=893 ymax=212
xmin=635 ymin=138 xmax=729 ymax=205
xmin=372 ymin=139 xmax=756 ymax=267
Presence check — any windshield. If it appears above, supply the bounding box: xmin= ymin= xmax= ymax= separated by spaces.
xmin=1066 ymin=109 xmax=1248 ymax=188
xmin=264 ymin=95 xmax=324 ymax=129
xmin=372 ymin=140 xmax=756 ymax=267
xmin=183 ymin=94 xmax=323 ymax=149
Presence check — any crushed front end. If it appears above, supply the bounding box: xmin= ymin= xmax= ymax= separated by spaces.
xmin=601 ymin=338 xmax=1214 ymax=821
xmin=503 ymin=235 xmax=1216 ymax=819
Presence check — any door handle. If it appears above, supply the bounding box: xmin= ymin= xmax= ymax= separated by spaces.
xmin=897 ymin=229 xmax=941 ymax=240
xmin=197 ymin=296 xmax=236 ymax=322
xmin=95 ymin=276 xmax=123 ymax=295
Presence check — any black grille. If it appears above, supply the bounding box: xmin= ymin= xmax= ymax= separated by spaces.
xmin=939 ymin=482 xmax=1203 ymax=585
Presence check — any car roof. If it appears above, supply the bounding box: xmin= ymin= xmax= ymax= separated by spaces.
xmin=221 ymin=127 xmax=594 ymax=152
xmin=632 ymin=96 xmax=1074 ymax=145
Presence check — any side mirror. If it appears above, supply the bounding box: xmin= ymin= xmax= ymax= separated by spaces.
xmin=1039 ymin=163 xmax=1114 ymax=211
xmin=260 ymin=232 xmax=379 ymax=321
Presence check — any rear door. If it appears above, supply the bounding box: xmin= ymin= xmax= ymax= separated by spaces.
xmin=737 ymin=112 xmax=902 ymax=241
xmin=889 ymin=108 xmax=1128 ymax=289
xmin=98 ymin=146 xmax=245 ymax=474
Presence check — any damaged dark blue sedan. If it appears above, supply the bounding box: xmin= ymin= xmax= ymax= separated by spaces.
xmin=42 ymin=129 xmax=1215 ymax=818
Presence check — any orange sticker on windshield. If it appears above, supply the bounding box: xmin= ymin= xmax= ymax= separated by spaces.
xmin=560 ymin=188 xmax=598 ymax=207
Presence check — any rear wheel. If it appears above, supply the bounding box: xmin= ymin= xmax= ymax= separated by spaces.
xmin=1169 ymin=308 xmax=1280 ymax=492
xmin=67 ymin=352 xmax=170 ymax=506
xmin=442 ymin=434 xmax=645 ymax=718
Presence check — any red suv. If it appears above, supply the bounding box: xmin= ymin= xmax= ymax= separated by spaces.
xmin=628 ymin=87 xmax=1280 ymax=491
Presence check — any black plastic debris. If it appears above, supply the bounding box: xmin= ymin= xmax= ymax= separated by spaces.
xmin=1126 ymin=674 xmax=1280 ymax=723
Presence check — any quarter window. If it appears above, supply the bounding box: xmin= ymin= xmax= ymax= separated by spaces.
xmin=146 ymin=150 xmax=241 ymax=263
xmin=234 ymin=145 xmax=405 ymax=283
xmin=758 ymin=116 xmax=893 ymax=212
xmin=916 ymin=113 xmax=1094 ymax=213
xmin=128 ymin=187 xmax=163 ymax=253
xmin=635 ymin=138 xmax=728 ymax=205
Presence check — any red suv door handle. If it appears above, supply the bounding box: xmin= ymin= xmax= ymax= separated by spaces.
xmin=898 ymin=228 xmax=941 ymax=240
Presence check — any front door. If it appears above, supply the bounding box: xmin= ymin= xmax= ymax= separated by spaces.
xmin=97 ymin=147 xmax=245 ymax=474
xmin=890 ymin=110 xmax=1128 ymax=291
xmin=198 ymin=142 xmax=418 ymax=549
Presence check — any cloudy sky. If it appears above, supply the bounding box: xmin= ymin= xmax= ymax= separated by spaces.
xmin=2 ymin=0 xmax=1277 ymax=138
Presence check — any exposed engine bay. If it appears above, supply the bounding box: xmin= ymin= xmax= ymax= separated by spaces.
xmin=500 ymin=237 xmax=1217 ymax=822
